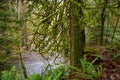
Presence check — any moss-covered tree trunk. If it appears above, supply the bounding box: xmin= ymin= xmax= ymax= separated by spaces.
xmin=17 ymin=0 xmax=28 ymax=78
xmin=70 ymin=0 xmax=85 ymax=68
xmin=18 ymin=48 xmax=28 ymax=78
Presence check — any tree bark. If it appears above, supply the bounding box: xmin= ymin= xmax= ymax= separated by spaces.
xmin=17 ymin=0 xmax=28 ymax=78
xmin=70 ymin=0 xmax=85 ymax=68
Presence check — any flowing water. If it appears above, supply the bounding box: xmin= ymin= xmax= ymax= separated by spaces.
xmin=15 ymin=52 xmax=66 ymax=75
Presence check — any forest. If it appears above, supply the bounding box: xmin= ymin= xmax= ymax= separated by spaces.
xmin=0 ymin=0 xmax=120 ymax=80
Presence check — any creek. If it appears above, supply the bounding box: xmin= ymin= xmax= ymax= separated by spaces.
xmin=15 ymin=52 xmax=67 ymax=75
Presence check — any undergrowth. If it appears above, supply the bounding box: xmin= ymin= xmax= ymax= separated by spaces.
xmin=80 ymin=55 xmax=103 ymax=80
xmin=0 ymin=54 xmax=103 ymax=80
xmin=0 ymin=66 xmax=68 ymax=80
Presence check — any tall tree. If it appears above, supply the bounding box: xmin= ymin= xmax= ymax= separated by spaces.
xmin=70 ymin=0 xmax=85 ymax=68
xmin=16 ymin=0 xmax=29 ymax=78
xmin=17 ymin=0 xmax=29 ymax=48
xmin=99 ymin=0 xmax=108 ymax=46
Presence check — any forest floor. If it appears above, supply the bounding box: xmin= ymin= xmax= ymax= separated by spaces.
xmin=13 ymin=46 xmax=120 ymax=80
xmin=66 ymin=46 xmax=120 ymax=80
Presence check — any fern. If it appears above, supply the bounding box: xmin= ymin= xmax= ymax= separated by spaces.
xmin=1 ymin=66 xmax=24 ymax=80
xmin=26 ymin=73 xmax=42 ymax=80
xmin=27 ymin=66 xmax=67 ymax=80
xmin=80 ymin=55 xmax=103 ymax=79
xmin=1 ymin=66 xmax=68 ymax=80
xmin=43 ymin=66 xmax=66 ymax=80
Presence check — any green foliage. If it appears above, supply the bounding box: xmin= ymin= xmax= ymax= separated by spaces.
xmin=1 ymin=66 xmax=24 ymax=80
xmin=112 ymin=40 xmax=120 ymax=50
xmin=80 ymin=55 xmax=103 ymax=79
xmin=1 ymin=66 xmax=67 ymax=80
xmin=113 ymin=51 xmax=120 ymax=59
xmin=0 ymin=0 xmax=20 ymax=53
xmin=26 ymin=73 xmax=42 ymax=80
xmin=0 ymin=54 xmax=13 ymax=73
xmin=0 ymin=0 xmax=20 ymax=73
xmin=84 ymin=48 xmax=99 ymax=54
xmin=43 ymin=66 xmax=66 ymax=80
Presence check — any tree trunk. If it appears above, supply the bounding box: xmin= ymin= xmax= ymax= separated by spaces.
xmin=99 ymin=0 xmax=108 ymax=46
xmin=18 ymin=0 xmax=28 ymax=48
xmin=70 ymin=0 xmax=85 ymax=68
xmin=19 ymin=48 xmax=28 ymax=78
xmin=17 ymin=0 xmax=28 ymax=78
